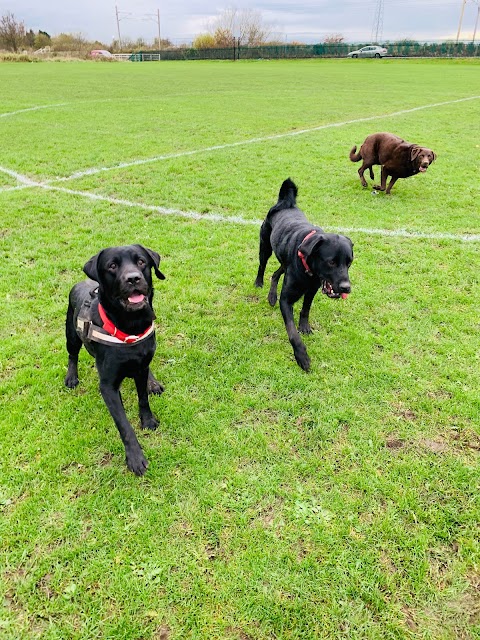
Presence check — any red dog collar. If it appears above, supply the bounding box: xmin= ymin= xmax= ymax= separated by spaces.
xmin=297 ymin=230 xmax=317 ymax=276
xmin=98 ymin=303 xmax=154 ymax=344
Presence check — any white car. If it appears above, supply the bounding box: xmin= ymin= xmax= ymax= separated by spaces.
xmin=347 ymin=45 xmax=388 ymax=58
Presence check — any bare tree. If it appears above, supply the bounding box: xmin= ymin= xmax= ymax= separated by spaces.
xmin=0 ymin=12 xmax=26 ymax=52
xmin=324 ymin=33 xmax=345 ymax=44
xmin=208 ymin=8 xmax=271 ymax=46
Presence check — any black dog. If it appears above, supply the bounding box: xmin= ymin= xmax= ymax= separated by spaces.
xmin=65 ymin=245 xmax=165 ymax=476
xmin=255 ymin=179 xmax=353 ymax=371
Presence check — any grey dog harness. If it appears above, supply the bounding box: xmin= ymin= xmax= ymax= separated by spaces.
xmin=76 ymin=288 xmax=155 ymax=347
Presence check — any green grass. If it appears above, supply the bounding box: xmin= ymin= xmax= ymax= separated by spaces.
xmin=0 ymin=59 xmax=479 ymax=639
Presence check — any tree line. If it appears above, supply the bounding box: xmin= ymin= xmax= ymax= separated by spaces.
xmin=2 ymin=9 xmax=475 ymax=58
xmin=0 ymin=9 xmax=346 ymax=55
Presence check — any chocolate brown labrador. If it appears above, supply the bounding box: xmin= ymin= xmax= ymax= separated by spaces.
xmin=350 ymin=132 xmax=436 ymax=194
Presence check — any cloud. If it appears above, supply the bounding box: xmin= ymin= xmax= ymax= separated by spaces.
xmin=9 ymin=0 xmax=478 ymax=44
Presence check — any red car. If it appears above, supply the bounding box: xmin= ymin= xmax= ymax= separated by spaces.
xmin=90 ymin=49 xmax=113 ymax=58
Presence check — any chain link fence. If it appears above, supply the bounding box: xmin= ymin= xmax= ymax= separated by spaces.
xmin=129 ymin=41 xmax=480 ymax=62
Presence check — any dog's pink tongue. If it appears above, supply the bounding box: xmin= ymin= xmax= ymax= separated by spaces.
xmin=341 ymin=293 xmax=349 ymax=300
xmin=128 ymin=294 xmax=145 ymax=304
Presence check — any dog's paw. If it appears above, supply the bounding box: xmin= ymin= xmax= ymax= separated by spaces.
xmin=141 ymin=414 xmax=159 ymax=430
xmin=254 ymin=277 xmax=264 ymax=288
xmin=295 ymin=351 xmax=311 ymax=372
xmin=64 ymin=374 xmax=79 ymax=389
xmin=373 ymin=185 xmax=385 ymax=192
xmin=267 ymin=292 xmax=278 ymax=307
xmin=147 ymin=378 xmax=165 ymax=396
xmin=298 ymin=322 xmax=312 ymax=335
xmin=126 ymin=450 xmax=148 ymax=476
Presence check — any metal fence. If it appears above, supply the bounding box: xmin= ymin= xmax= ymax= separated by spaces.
xmin=129 ymin=41 xmax=480 ymax=62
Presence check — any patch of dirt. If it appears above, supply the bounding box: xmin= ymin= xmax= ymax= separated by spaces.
xmin=427 ymin=389 xmax=453 ymax=400
xmin=401 ymin=606 xmax=418 ymax=631
xmin=169 ymin=519 xmax=195 ymax=538
xmin=380 ymin=551 xmax=397 ymax=574
xmin=385 ymin=437 xmax=405 ymax=450
xmin=99 ymin=452 xmax=114 ymax=466
xmin=61 ymin=461 xmax=86 ymax=474
xmin=205 ymin=542 xmax=220 ymax=561
xmin=154 ymin=625 xmax=171 ymax=640
xmin=36 ymin=573 xmax=54 ymax=600
xmin=420 ymin=438 xmax=448 ymax=454
xmin=397 ymin=409 xmax=417 ymax=421
xmin=449 ymin=428 xmax=480 ymax=452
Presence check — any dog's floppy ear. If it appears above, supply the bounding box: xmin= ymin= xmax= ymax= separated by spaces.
xmin=135 ymin=245 xmax=166 ymax=280
xmin=410 ymin=146 xmax=422 ymax=162
xmin=83 ymin=250 xmax=103 ymax=282
xmin=431 ymin=151 xmax=437 ymax=162
xmin=298 ymin=232 xmax=324 ymax=258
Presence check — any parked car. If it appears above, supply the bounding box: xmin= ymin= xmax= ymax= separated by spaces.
xmin=90 ymin=49 xmax=113 ymax=58
xmin=347 ymin=45 xmax=388 ymax=58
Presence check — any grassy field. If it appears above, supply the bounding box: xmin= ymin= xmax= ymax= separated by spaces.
xmin=0 ymin=58 xmax=479 ymax=639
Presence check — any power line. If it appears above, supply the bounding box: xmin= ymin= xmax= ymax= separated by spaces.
xmin=115 ymin=5 xmax=161 ymax=51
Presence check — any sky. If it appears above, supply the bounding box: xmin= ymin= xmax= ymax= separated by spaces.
xmin=5 ymin=0 xmax=480 ymax=45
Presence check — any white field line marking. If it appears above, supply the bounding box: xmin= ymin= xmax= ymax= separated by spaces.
xmin=1 ymin=95 xmax=479 ymax=243
xmin=2 ymin=166 xmax=480 ymax=242
xmin=0 ymin=95 xmax=478 ymax=193
xmin=40 ymin=95 xmax=480 ymax=185
xmin=0 ymin=103 xmax=68 ymax=119
xmin=39 ymin=183 xmax=480 ymax=242
xmin=0 ymin=166 xmax=38 ymax=185
xmin=0 ymin=95 xmax=219 ymax=121
xmin=0 ymin=99 xmax=151 ymax=121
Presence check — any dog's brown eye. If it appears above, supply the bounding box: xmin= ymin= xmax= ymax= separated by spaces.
xmin=137 ymin=259 xmax=146 ymax=267
xmin=108 ymin=262 xmax=117 ymax=270
xmin=328 ymin=260 xmax=336 ymax=267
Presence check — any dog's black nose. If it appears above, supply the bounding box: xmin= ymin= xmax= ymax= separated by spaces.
xmin=339 ymin=282 xmax=351 ymax=294
xmin=125 ymin=271 xmax=142 ymax=285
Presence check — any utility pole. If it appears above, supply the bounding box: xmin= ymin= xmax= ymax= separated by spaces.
xmin=114 ymin=7 xmax=162 ymax=57
xmin=371 ymin=0 xmax=384 ymax=44
xmin=473 ymin=1 xmax=480 ymax=43
xmin=115 ymin=5 xmax=122 ymax=49
xmin=456 ymin=0 xmax=467 ymax=42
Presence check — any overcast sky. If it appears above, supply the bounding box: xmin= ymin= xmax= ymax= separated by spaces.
xmin=6 ymin=0 xmax=480 ymax=45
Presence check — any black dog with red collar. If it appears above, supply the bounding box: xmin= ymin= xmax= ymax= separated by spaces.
xmin=255 ymin=179 xmax=354 ymax=372
xmin=65 ymin=244 xmax=165 ymax=476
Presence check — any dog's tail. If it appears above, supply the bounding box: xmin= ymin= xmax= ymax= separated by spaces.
xmin=268 ymin=178 xmax=298 ymax=217
xmin=349 ymin=145 xmax=362 ymax=162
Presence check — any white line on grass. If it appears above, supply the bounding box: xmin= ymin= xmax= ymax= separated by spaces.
xmin=1 ymin=95 xmax=479 ymax=243
xmin=40 ymin=95 xmax=480 ymax=185
xmin=0 ymin=166 xmax=38 ymax=186
xmin=2 ymin=165 xmax=480 ymax=242
xmin=40 ymin=183 xmax=480 ymax=242
xmin=0 ymin=103 xmax=68 ymax=119
xmin=0 ymin=95 xmax=478 ymax=193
